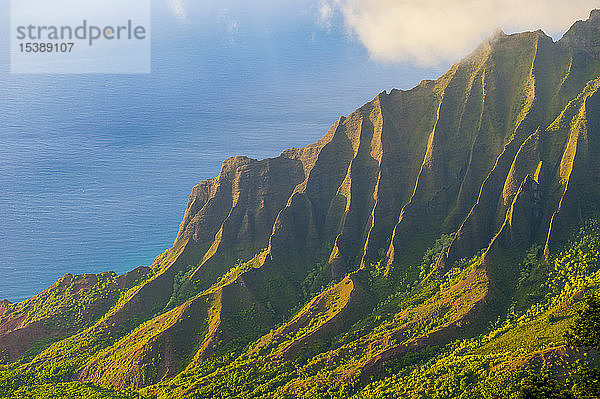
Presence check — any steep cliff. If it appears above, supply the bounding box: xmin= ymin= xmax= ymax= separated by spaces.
xmin=2 ymin=10 xmax=600 ymax=399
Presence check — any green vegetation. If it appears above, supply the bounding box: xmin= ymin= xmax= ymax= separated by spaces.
xmin=1 ymin=272 xmax=122 ymax=334
xmin=565 ymin=293 xmax=600 ymax=351
xmin=571 ymin=365 xmax=600 ymax=399
xmin=517 ymin=373 xmax=573 ymax=399
xmin=3 ymin=220 xmax=599 ymax=398
xmin=164 ymin=267 xmax=196 ymax=311
xmin=301 ymin=261 xmax=334 ymax=301
xmin=9 ymin=382 xmax=140 ymax=399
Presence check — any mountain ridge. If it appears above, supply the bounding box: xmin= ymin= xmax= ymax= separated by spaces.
xmin=2 ymin=10 xmax=600 ymax=399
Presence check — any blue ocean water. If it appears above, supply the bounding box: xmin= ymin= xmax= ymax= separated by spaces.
xmin=0 ymin=2 xmax=446 ymax=302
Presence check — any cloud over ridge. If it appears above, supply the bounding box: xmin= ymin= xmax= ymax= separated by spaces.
xmin=325 ymin=0 xmax=599 ymax=65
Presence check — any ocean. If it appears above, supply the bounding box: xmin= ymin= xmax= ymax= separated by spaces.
xmin=0 ymin=4 xmax=446 ymax=302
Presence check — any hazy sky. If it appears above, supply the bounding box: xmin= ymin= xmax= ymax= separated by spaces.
xmin=4 ymin=0 xmax=598 ymax=69
xmin=164 ymin=0 xmax=600 ymax=66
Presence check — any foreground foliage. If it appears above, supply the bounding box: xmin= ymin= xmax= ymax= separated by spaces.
xmin=5 ymin=221 xmax=599 ymax=398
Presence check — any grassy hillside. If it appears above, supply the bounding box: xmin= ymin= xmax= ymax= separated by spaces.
xmin=5 ymin=219 xmax=597 ymax=398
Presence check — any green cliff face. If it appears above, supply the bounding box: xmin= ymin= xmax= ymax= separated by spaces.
xmin=3 ymin=10 xmax=600 ymax=399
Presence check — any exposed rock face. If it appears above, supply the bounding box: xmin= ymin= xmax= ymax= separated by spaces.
xmin=3 ymin=10 xmax=600 ymax=392
xmin=172 ymin=16 xmax=600 ymax=281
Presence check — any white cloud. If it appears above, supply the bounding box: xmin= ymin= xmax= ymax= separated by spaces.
xmin=317 ymin=1 xmax=334 ymax=29
xmin=324 ymin=0 xmax=600 ymax=65
xmin=167 ymin=0 xmax=187 ymax=22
